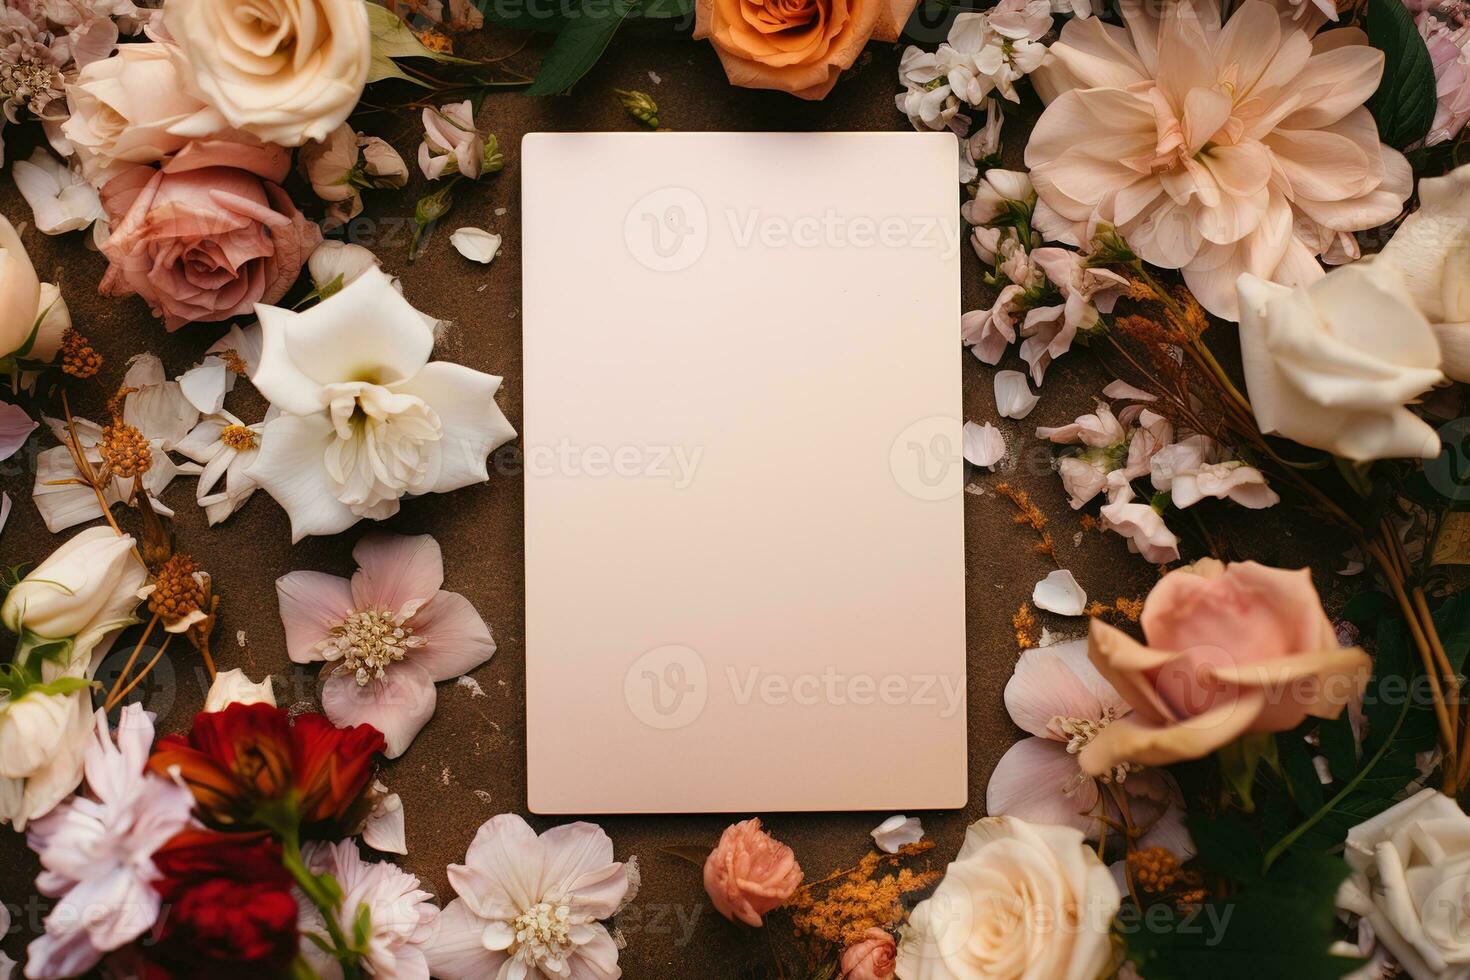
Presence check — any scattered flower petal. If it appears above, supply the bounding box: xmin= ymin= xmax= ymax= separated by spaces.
xmin=962 ymin=421 xmax=1005 ymax=469
xmin=871 ymin=814 xmax=924 ymax=853
xmin=1032 ymin=569 xmax=1087 ymax=616
xmin=450 ymin=226 xmax=501 ymax=264
xmin=994 ymin=370 xmax=1039 ymax=419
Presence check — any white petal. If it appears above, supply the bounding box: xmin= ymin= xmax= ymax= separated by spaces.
xmin=12 ymin=149 xmax=100 ymax=235
xmin=177 ymin=357 xmax=230 ymax=414
xmin=391 ymin=362 xmax=517 ymax=495
xmin=362 ymin=787 xmax=408 ymax=855
xmin=246 ymin=413 xmax=365 ymax=542
xmin=308 ymin=241 xmax=382 ymax=291
xmin=871 ymin=815 xmax=925 ymax=853
xmin=205 ymin=322 xmax=264 ymax=376
xmin=994 ymin=370 xmax=1040 ymax=419
xmin=962 ymin=421 xmax=1006 ymax=468
xmin=450 ymin=227 xmax=502 ymax=264
xmin=1032 ymin=568 xmax=1087 ymax=616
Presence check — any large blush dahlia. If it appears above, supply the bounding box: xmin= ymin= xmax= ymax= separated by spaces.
xmin=1025 ymin=0 xmax=1411 ymax=319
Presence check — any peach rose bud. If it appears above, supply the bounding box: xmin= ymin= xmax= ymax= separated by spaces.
xmin=841 ymin=927 xmax=897 ymax=980
xmin=703 ymin=818 xmax=803 ymax=926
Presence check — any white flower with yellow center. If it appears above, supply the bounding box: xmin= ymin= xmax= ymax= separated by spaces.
xmin=247 ymin=268 xmax=516 ymax=541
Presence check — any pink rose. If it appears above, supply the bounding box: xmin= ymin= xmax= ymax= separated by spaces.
xmin=99 ymin=139 xmax=322 ymax=330
xmin=841 ymin=928 xmax=897 ymax=980
xmin=703 ymin=818 xmax=802 ymax=927
xmin=1080 ymin=560 xmax=1370 ymax=774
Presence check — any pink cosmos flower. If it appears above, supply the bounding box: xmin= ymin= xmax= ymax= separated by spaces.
xmin=1026 ymin=0 xmax=1411 ymax=319
xmin=276 ymin=533 xmax=496 ymax=758
xmin=987 ymin=641 xmax=1192 ymax=857
xmin=426 ymin=814 xmax=629 ymax=980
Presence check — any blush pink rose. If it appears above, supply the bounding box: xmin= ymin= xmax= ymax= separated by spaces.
xmin=99 ymin=139 xmax=322 ymax=331
xmin=703 ymin=818 xmax=802 ymax=927
xmin=1080 ymin=559 xmax=1370 ymax=775
xmin=841 ymin=928 xmax=897 ymax=980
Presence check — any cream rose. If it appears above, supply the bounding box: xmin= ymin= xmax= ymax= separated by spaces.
xmin=1372 ymin=163 xmax=1470 ymax=383
xmin=60 ymin=42 xmax=211 ymax=182
xmin=1 ymin=527 xmax=146 ymax=660
xmin=0 ymin=214 xmax=41 ymax=361
xmin=695 ymin=0 xmax=919 ymax=99
xmin=1338 ymin=789 xmax=1470 ymax=979
xmin=895 ymin=816 xmax=1120 ymax=980
xmin=1236 ymin=266 xmax=1444 ymax=462
xmin=163 ymin=0 xmax=371 ymax=147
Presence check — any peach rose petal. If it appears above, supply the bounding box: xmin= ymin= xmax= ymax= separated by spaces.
xmin=1078 ymin=693 xmax=1271 ymax=775
xmin=1085 ymin=620 xmax=1181 ymax=727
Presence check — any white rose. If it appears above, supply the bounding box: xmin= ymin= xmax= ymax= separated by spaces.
xmin=163 ymin=0 xmax=371 ymax=147
xmin=203 ymin=667 xmax=277 ymax=712
xmin=1338 ymin=788 xmax=1470 ymax=979
xmin=1 ymin=527 xmax=146 ymax=659
xmin=1236 ymin=266 xmax=1444 ymax=462
xmin=31 ymin=282 xmax=69 ymax=363
xmin=0 ymin=684 xmax=92 ymax=830
xmin=0 ymin=686 xmax=82 ymax=780
xmin=60 ymin=43 xmax=211 ymax=182
xmin=895 ymin=816 xmax=1120 ymax=980
xmin=0 ymin=214 xmax=41 ymax=361
xmin=1373 ymin=163 xmax=1470 ymax=383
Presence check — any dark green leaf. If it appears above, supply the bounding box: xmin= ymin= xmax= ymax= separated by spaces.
xmin=1432 ymin=592 xmax=1470 ymax=674
xmin=1366 ymin=0 xmax=1441 ymax=147
xmin=524 ymin=0 xmax=636 ymax=95
xmin=1122 ymin=852 xmax=1359 ymax=980
xmin=1187 ymin=816 xmax=1263 ymax=886
xmin=1278 ymin=729 xmax=1325 ymax=813
xmin=1318 ymin=712 xmax=1359 ymax=785
xmin=477 ymin=0 xmax=571 ymax=33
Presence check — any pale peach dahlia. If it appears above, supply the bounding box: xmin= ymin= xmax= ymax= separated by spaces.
xmin=1024 ymin=0 xmax=1411 ymax=319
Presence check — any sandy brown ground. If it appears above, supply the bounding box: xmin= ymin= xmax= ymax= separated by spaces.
xmin=0 ymin=25 xmax=1352 ymax=977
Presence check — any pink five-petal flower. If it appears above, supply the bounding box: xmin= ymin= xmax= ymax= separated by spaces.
xmin=275 ymin=533 xmax=496 ymax=758
xmin=986 ymin=641 xmax=1193 ymax=858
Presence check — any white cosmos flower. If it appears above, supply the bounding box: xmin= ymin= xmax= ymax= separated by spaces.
xmin=247 ymin=268 xmax=516 ymax=541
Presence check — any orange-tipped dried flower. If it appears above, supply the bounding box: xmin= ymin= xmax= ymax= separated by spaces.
xmin=106 ymin=385 xmax=138 ymax=422
xmin=219 ymin=424 xmax=258 ymax=452
xmin=148 ymin=554 xmax=210 ymax=634
xmin=218 ymin=348 xmax=248 ymax=376
xmin=1128 ymin=847 xmax=1182 ymax=895
xmin=99 ymin=420 xmax=151 ymax=479
xmin=60 ymin=328 xmax=103 ymax=378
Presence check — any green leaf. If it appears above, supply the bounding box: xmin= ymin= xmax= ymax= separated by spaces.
xmin=1187 ymin=816 xmax=1263 ymax=886
xmin=1432 ymin=592 xmax=1470 ymax=674
xmin=1366 ymin=0 xmax=1439 ymax=148
xmin=1121 ymin=852 xmax=1359 ymax=980
xmin=365 ymin=0 xmax=474 ymax=84
xmin=1277 ymin=728 xmax=1325 ymax=813
xmin=476 ymin=0 xmax=571 ymax=33
xmin=524 ymin=0 xmax=636 ymax=96
xmin=1317 ymin=711 xmax=1359 ymax=785
xmin=1217 ymin=732 xmax=1277 ymax=811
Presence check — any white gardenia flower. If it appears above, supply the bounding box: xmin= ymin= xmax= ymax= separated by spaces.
xmin=11 ymin=148 xmax=101 ymax=235
xmin=896 ymin=815 xmax=1119 ymax=980
xmin=248 ymin=268 xmax=517 ymax=541
xmin=1372 ymin=162 xmax=1470 ymax=383
xmin=300 ymin=840 xmax=438 ymax=980
xmin=175 ymin=409 xmax=270 ymax=526
xmin=2 ymin=526 xmax=146 ymax=654
xmin=24 ymin=705 xmax=194 ymax=980
xmin=1236 ymin=266 xmax=1444 ymax=462
xmin=203 ymin=667 xmax=277 ymax=712
xmin=1338 ymin=789 xmax=1470 ymax=980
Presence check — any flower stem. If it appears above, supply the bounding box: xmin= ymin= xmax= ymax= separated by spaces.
xmin=280 ymin=829 xmax=363 ymax=980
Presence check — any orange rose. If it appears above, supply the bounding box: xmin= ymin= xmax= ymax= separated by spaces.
xmin=694 ymin=0 xmax=917 ymax=99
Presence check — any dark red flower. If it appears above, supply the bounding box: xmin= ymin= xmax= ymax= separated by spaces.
xmin=148 ymin=702 xmax=384 ymax=838
xmin=138 ymin=830 xmax=299 ymax=980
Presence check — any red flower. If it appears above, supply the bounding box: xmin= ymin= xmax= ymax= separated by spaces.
xmin=138 ymin=830 xmax=299 ymax=980
xmin=148 ymin=702 xmax=384 ymax=838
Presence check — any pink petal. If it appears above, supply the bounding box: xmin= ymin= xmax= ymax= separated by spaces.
xmin=410 ymin=591 xmax=496 ymax=682
xmin=985 ymin=737 xmax=1099 ymax=834
xmin=275 ymin=571 xmax=353 ymax=664
xmin=537 ymin=823 xmax=626 ymax=919
xmin=452 ymin=814 xmax=542 ymax=915
xmin=320 ymin=660 xmax=437 ymax=759
xmin=1004 ymin=640 xmax=1129 ymax=739
xmin=351 ymin=534 xmax=445 ymax=620
xmin=423 ymin=898 xmax=510 ymax=980
xmin=0 ymin=402 xmax=36 ymax=462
